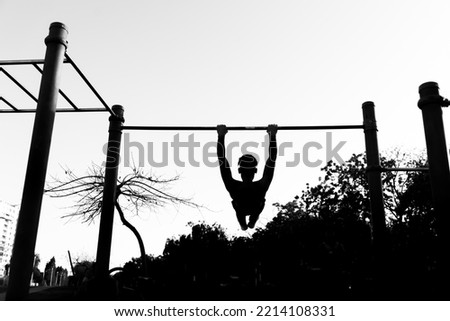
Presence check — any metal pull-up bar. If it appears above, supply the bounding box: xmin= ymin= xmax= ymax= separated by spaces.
xmin=121 ymin=124 xmax=365 ymax=131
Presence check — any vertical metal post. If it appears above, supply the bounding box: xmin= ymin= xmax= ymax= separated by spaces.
xmin=6 ymin=22 xmax=68 ymax=300
xmin=417 ymin=82 xmax=450 ymax=292
xmin=362 ymin=101 xmax=387 ymax=292
xmin=95 ymin=105 xmax=124 ymax=278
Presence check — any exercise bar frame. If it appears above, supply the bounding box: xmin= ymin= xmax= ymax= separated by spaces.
xmin=4 ymin=23 xmax=450 ymax=300
xmin=101 ymin=94 xmax=450 ymax=295
xmin=4 ymin=23 xmax=112 ymax=300
xmin=98 ymin=103 xmax=387 ymax=282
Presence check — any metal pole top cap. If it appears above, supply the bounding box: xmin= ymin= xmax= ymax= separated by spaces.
xmin=49 ymin=22 xmax=68 ymax=31
xmin=419 ymin=82 xmax=439 ymax=96
xmin=112 ymin=105 xmax=124 ymax=113
xmin=45 ymin=22 xmax=68 ymax=47
xmin=362 ymin=101 xmax=375 ymax=108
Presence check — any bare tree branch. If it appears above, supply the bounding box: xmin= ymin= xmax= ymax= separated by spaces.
xmin=46 ymin=163 xmax=201 ymax=223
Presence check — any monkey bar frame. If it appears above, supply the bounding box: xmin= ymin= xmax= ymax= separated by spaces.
xmin=3 ymin=23 xmax=112 ymax=300
xmin=0 ymin=53 xmax=113 ymax=114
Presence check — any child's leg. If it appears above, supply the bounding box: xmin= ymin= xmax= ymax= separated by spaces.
xmin=236 ymin=212 xmax=248 ymax=231
xmin=247 ymin=213 xmax=260 ymax=229
xmin=248 ymin=202 xmax=265 ymax=229
xmin=232 ymin=201 xmax=248 ymax=230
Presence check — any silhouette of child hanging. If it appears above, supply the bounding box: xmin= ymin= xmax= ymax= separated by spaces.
xmin=217 ymin=124 xmax=278 ymax=230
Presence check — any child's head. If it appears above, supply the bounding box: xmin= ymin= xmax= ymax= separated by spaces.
xmin=238 ymin=154 xmax=258 ymax=182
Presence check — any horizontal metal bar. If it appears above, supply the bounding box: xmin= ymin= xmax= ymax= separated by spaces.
xmin=54 ymin=108 xmax=111 ymax=113
xmin=0 ymin=109 xmax=37 ymax=113
xmin=0 ymin=108 xmax=111 ymax=113
xmin=122 ymin=124 xmax=364 ymax=131
xmin=0 ymin=59 xmax=69 ymax=66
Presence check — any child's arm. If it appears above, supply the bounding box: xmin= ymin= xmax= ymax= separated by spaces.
xmin=217 ymin=125 xmax=233 ymax=188
xmin=262 ymin=124 xmax=278 ymax=187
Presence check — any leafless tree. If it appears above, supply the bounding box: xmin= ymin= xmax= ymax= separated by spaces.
xmin=46 ymin=164 xmax=200 ymax=276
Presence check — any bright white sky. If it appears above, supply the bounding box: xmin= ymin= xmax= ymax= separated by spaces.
xmin=1 ymin=0 xmax=450 ymax=273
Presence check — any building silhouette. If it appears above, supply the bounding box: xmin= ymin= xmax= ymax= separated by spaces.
xmin=0 ymin=200 xmax=19 ymax=276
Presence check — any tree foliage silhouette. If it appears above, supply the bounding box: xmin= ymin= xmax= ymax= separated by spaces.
xmin=121 ymin=151 xmax=438 ymax=300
